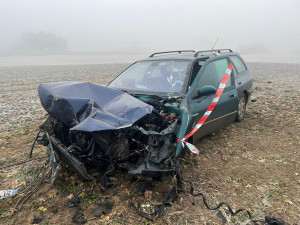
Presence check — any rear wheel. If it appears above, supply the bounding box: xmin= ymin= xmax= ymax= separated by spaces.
xmin=235 ymin=93 xmax=246 ymax=122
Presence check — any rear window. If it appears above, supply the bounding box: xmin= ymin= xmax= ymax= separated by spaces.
xmin=230 ymin=56 xmax=247 ymax=73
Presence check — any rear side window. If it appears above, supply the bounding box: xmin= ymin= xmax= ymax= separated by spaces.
xmin=229 ymin=56 xmax=247 ymax=73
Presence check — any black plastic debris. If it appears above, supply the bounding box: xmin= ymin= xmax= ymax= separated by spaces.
xmin=92 ymin=201 xmax=114 ymax=217
xmin=32 ymin=216 xmax=42 ymax=224
xmin=103 ymin=165 xmax=115 ymax=189
xmin=68 ymin=196 xmax=81 ymax=208
xmin=51 ymin=208 xmax=58 ymax=214
xmin=38 ymin=82 xmax=153 ymax=132
xmin=153 ymin=185 xmax=180 ymax=217
xmin=160 ymin=185 xmax=179 ymax=206
xmin=72 ymin=208 xmax=87 ymax=224
xmin=139 ymin=183 xmax=154 ymax=194
xmin=216 ymin=210 xmax=227 ymax=223
xmin=265 ymin=216 xmax=286 ymax=225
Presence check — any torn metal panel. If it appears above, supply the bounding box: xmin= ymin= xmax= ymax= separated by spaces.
xmin=38 ymin=82 xmax=153 ymax=132
xmin=48 ymin=135 xmax=95 ymax=180
xmin=37 ymin=81 xmax=181 ymax=181
xmin=38 ymin=98 xmax=179 ymax=181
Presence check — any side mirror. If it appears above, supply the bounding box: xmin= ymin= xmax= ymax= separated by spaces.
xmin=197 ymin=85 xmax=217 ymax=98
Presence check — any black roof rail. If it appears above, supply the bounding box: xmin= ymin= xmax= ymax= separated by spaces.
xmin=194 ymin=49 xmax=233 ymax=57
xmin=149 ymin=50 xmax=195 ymax=58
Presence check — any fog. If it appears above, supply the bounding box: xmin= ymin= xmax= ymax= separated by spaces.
xmin=0 ymin=0 xmax=299 ymax=63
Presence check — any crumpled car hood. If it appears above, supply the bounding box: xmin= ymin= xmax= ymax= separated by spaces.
xmin=38 ymin=82 xmax=153 ymax=132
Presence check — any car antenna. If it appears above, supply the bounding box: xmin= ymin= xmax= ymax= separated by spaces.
xmin=211 ymin=37 xmax=219 ymax=50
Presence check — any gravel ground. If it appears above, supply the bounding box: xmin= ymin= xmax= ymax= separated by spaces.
xmin=0 ymin=62 xmax=300 ymax=224
xmin=0 ymin=64 xmax=128 ymax=134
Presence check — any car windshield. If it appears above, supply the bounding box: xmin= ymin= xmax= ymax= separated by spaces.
xmin=109 ymin=60 xmax=191 ymax=94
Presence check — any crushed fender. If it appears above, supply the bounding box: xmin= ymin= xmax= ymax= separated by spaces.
xmin=38 ymin=82 xmax=153 ymax=131
xmin=37 ymin=82 xmax=180 ymax=181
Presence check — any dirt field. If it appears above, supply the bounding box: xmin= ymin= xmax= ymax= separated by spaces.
xmin=0 ymin=62 xmax=299 ymax=224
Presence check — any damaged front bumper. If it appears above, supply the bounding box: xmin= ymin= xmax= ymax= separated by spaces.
xmin=42 ymin=118 xmax=178 ymax=181
xmin=37 ymin=82 xmax=182 ymax=181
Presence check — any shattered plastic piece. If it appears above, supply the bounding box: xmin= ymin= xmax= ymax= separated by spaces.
xmin=154 ymin=204 xmax=166 ymax=217
xmin=48 ymin=136 xmax=95 ymax=181
xmin=38 ymin=82 xmax=153 ymax=132
xmin=0 ymin=189 xmax=18 ymax=199
xmin=32 ymin=216 xmax=42 ymax=224
xmin=160 ymin=185 xmax=179 ymax=205
xmin=68 ymin=196 xmax=81 ymax=208
xmin=265 ymin=216 xmax=286 ymax=225
xmin=72 ymin=208 xmax=87 ymax=224
xmin=216 ymin=210 xmax=227 ymax=223
xmin=93 ymin=201 xmax=114 ymax=217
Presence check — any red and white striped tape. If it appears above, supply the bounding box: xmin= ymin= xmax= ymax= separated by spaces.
xmin=177 ymin=62 xmax=233 ymax=154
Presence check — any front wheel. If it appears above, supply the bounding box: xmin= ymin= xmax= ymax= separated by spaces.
xmin=235 ymin=93 xmax=246 ymax=122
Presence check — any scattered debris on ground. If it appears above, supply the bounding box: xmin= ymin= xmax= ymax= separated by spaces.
xmin=92 ymin=201 xmax=114 ymax=217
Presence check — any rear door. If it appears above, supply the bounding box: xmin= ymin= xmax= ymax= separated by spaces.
xmin=189 ymin=58 xmax=238 ymax=140
xmin=229 ymin=55 xmax=252 ymax=100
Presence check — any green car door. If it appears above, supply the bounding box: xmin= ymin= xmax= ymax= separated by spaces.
xmin=176 ymin=57 xmax=238 ymax=156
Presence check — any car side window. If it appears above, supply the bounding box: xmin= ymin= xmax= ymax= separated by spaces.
xmin=229 ymin=56 xmax=247 ymax=73
xmin=197 ymin=58 xmax=231 ymax=90
xmin=190 ymin=60 xmax=205 ymax=85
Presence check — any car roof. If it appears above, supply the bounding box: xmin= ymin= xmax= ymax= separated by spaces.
xmin=140 ymin=49 xmax=239 ymax=62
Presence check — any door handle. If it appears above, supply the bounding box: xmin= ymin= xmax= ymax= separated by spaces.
xmin=238 ymin=81 xmax=242 ymax=85
xmin=228 ymin=94 xmax=235 ymax=98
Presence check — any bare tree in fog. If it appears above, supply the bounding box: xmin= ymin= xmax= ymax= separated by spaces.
xmin=12 ymin=32 xmax=67 ymax=55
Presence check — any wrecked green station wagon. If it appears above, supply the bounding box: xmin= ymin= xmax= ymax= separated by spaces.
xmin=36 ymin=49 xmax=253 ymax=182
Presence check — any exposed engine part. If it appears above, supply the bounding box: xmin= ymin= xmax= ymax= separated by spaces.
xmin=38 ymin=100 xmax=179 ymax=181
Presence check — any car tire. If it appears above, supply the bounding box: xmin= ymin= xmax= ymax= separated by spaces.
xmin=235 ymin=93 xmax=246 ymax=122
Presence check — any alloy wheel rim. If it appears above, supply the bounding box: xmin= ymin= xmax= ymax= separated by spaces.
xmin=238 ymin=97 xmax=246 ymax=118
